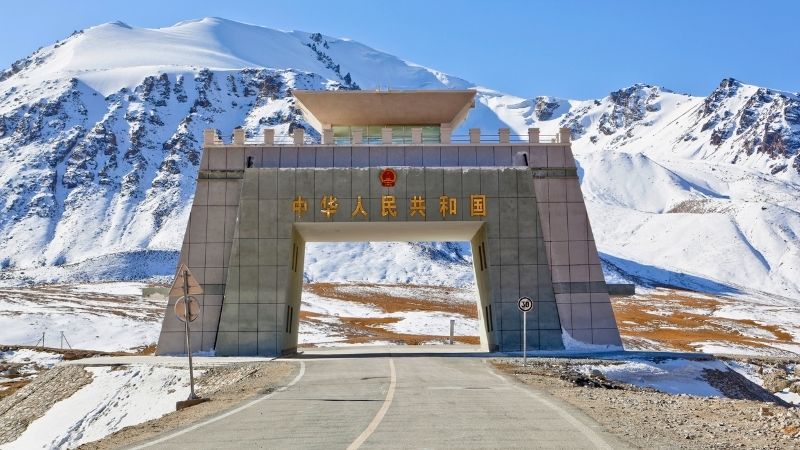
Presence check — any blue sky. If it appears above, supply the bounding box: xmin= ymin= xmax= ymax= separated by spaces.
xmin=1 ymin=0 xmax=797 ymax=99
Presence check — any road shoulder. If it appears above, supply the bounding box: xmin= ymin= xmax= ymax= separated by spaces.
xmin=77 ymin=361 xmax=296 ymax=450
xmin=491 ymin=357 xmax=800 ymax=449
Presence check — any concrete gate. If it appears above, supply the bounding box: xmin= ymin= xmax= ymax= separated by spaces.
xmin=155 ymin=90 xmax=622 ymax=356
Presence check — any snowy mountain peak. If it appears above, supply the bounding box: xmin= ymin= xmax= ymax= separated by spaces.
xmin=89 ymin=21 xmax=132 ymax=30
xmin=0 ymin=18 xmax=469 ymax=97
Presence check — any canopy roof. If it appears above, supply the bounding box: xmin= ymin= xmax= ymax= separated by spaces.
xmin=292 ymin=90 xmax=476 ymax=132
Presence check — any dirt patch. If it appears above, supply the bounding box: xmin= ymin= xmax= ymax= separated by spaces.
xmin=339 ymin=315 xmax=480 ymax=345
xmin=77 ymin=361 xmax=296 ymax=450
xmin=305 ymin=282 xmax=478 ymax=317
xmin=300 ymin=311 xmax=479 ymax=347
xmin=611 ymin=288 xmax=796 ymax=354
xmin=492 ymin=358 xmax=800 ymax=448
xmin=300 ymin=282 xmax=480 ymax=347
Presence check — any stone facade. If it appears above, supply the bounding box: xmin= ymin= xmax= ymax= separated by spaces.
xmin=155 ymin=140 xmax=622 ymax=356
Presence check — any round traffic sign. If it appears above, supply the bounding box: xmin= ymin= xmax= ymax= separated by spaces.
xmin=518 ymin=296 xmax=533 ymax=312
xmin=174 ymin=296 xmax=200 ymax=322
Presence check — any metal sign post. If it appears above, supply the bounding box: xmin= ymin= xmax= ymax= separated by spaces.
xmin=517 ymin=297 xmax=533 ymax=367
xmin=183 ymin=270 xmax=197 ymax=400
xmin=172 ymin=264 xmax=203 ymax=402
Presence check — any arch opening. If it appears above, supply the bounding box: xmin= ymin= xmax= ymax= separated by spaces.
xmin=286 ymin=222 xmax=495 ymax=353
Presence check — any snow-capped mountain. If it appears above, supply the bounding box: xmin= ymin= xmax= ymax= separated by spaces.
xmin=0 ymin=17 xmax=798 ymax=301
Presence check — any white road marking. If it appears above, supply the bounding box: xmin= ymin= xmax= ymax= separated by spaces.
xmin=482 ymin=359 xmax=614 ymax=450
xmin=346 ymin=358 xmax=396 ymax=450
xmin=427 ymin=386 xmax=510 ymax=390
xmin=132 ymin=361 xmax=306 ymax=449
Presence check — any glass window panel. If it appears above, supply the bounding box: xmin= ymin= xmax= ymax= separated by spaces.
xmin=366 ymin=126 xmax=381 ymax=144
xmin=332 ymin=126 xmax=350 ymax=138
xmin=422 ymin=126 xmax=441 ymax=143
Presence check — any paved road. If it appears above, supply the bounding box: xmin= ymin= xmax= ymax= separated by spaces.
xmin=136 ymin=355 xmax=629 ymax=449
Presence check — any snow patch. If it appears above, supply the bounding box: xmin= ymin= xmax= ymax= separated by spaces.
xmin=4 ymin=365 xmax=199 ymax=449
xmin=561 ymin=329 xmax=623 ymax=352
xmin=71 ymin=282 xmax=148 ymax=296
xmin=580 ymin=359 xmax=728 ymax=397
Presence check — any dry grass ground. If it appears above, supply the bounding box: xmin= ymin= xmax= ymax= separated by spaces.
xmin=301 ymin=282 xmax=480 ymax=347
xmin=305 ymin=282 xmax=478 ymax=317
xmin=611 ymin=288 xmax=797 ymax=354
xmin=302 ymin=283 xmax=800 ymax=356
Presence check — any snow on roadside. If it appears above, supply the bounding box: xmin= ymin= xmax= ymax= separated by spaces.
xmin=579 ymin=359 xmax=729 ymax=397
xmin=776 ymin=391 xmax=800 ymax=405
xmin=4 ymin=365 xmax=197 ymax=449
xmin=561 ymin=330 xmax=622 ymax=352
xmin=723 ymin=360 xmax=764 ymax=386
xmin=725 ymin=360 xmax=800 ymax=406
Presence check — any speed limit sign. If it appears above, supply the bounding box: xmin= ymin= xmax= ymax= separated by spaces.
xmin=518 ymin=296 xmax=534 ymax=366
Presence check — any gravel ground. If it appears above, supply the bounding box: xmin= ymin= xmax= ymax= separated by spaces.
xmin=492 ymin=358 xmax=800 ymax=449
xmin=76 ymin=361 xmax=296 ymax=449
xmin=0 ymin=365 xmax=93 ymax=445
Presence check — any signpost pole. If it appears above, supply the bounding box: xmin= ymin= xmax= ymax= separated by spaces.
xmin=183 ymin=270 xmax=198 ymax=400
xmin=523 ymin=310 xmax=527 ymax=367
xmin=518 ymin=296 xmax=532 ymax=368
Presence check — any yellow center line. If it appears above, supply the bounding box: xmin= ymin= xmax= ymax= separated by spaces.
xmin=347 ymin=358 xmax=397 ymax=450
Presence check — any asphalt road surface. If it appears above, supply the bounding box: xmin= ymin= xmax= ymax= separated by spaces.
xmin=135 ymin=354 xmax=629 ymax=449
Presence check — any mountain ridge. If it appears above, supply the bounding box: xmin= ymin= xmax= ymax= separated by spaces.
xmin=0 ymin=18 xmax=798 ymax=301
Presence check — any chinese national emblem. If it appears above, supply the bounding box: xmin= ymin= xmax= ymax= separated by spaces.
xmin=380 ymin=168 xmax=397 ymax=187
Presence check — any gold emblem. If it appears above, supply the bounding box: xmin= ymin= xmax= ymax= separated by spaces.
xmin=439 ymin=195 xmax=457 ymax=218
xmin=409 ymin=195 xmax=426 ymax=217
xmin=292 ymin=196 xmax=308 ymax=217
xmin=351 ymin=195 xmax=368 ymax=218
xmin=320 ymin=195 xmax=339 ymax=218
xmin=470 ymin=194 xmax=487 ymax=217
xmin=381 ymin=195 xmax=397 ymax=218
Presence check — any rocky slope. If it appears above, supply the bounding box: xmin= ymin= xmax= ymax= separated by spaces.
xmin=0 ymin=17 xmax=798 ymax=301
